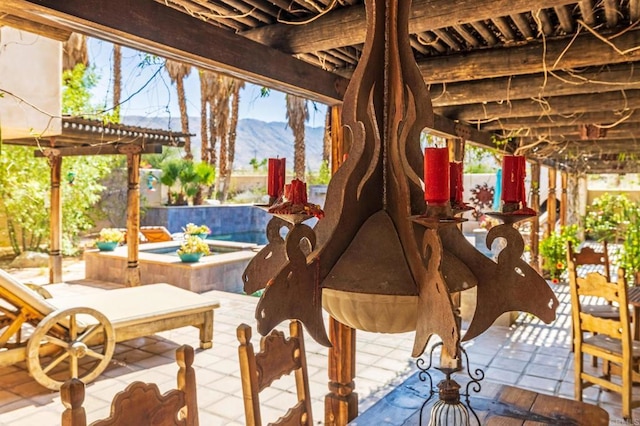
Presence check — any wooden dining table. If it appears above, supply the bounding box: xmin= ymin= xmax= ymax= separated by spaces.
xmin=349 ymin=368 xmax=608 ymax=425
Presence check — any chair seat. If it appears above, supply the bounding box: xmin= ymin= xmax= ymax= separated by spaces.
xmin=584 ymin=304 xmax=620 ymax=319
xmin=584 ymin=334 xmax=640 ymax=358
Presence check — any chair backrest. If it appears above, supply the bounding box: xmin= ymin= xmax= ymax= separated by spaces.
xmin=141 ymin=226 xmax=174 ymax=243
xmin=570 ymin=270 xmax=632 ymax=351
xmin=61 ymin=345 xmax=198 ymax=426
xmin=237 ymin=320 xmax=313 ymax=426
xmin=567 ymin=241 xmax=611 ymax=281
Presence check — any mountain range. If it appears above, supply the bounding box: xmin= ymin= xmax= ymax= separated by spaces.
xmin=123 ymin=116 xmax=325 ymax=172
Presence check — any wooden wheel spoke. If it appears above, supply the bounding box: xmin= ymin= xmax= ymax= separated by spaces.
xmin=85 ymin=348 xmax=106 ymax=360
xmin=45 ymin=335 xmax=71 ymax=349
xmin=77 ymin=324 xmax=103 ymax=343
xmin=42 ymin=351 xmax=69 ymax=374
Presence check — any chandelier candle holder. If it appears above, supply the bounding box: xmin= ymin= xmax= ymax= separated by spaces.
xmin=267 ymin=157 xmax=286 ymax=205
xmin=486 ymin=155 xmax=536 ymax=224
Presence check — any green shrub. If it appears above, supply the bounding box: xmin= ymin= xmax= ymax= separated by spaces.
xmin=540 ymin=225 xmax=579 ymax=281
xmin=584 ymin=193 xmax=634 ymax=242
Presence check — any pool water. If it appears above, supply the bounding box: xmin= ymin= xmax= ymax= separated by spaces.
xmin=209 ymin=231 xmax=268 ymax=245
xmin=142 ymin=245 xmax=238 ymax=256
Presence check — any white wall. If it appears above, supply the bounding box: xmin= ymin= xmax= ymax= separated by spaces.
xmin=0 ymin=27 xmax=62 ymax=139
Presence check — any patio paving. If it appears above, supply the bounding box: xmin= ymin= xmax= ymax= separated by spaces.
xmin=0 ymin=260 xmax=637 ymax=425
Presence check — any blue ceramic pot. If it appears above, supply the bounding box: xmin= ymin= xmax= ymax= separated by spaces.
xmin=96 ymin=241 xmax=118 ymax=251
xmin=179 ymin=252 xmax=203 ymax=263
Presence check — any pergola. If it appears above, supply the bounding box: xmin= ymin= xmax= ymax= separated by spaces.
xmin=6 ymin=116 xmax=187 ymax=285
xmin=1 ymin=0 xmax=638 ymax=423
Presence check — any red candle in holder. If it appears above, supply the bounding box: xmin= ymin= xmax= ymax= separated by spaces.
xmin=267 ymin=158 xmax=286 ymax=199
xmin=423 ymin=148 xmax=450 ymax=204
xmin=501 ymin=155 xmax=525 ymax=204
xmin=289 ymin=179 xmax=307 ymax=204
xmin=449 ymin=161 xmax=464 ymax=204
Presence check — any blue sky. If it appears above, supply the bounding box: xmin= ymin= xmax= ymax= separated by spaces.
xmin=87 ymin=38 xmax=328 ymax=126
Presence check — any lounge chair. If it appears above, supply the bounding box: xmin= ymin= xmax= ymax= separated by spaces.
xmin=140 ymin=226 xmax=174 ymax=243
xmin=0 ymin=268 xmax=219 ymax=390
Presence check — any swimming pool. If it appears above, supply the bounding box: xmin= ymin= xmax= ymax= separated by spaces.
xmin=209 ymin=231 xmax=268 ymax=245
xmin=142 ymin=244 xmax=240 ymax=256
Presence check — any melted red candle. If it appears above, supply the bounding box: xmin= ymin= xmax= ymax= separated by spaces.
xmin=289 ymin=179 xmax=307 ymax=204
xmin=501 ymin=155 xmax=525 ymax=203
xmin=267 ymin=158 xmax=286 ymax=198
xmin=449 ymin=162 xmax=463 ymax=203
xmin=423 ymin=148 xmax=450 ymax=204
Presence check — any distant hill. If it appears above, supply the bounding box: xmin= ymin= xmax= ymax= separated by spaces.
xmin=123 ymin=116 xmax=325 ymax=172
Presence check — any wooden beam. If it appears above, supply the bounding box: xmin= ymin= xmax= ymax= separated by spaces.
xmin=529 ymin=161 xmax=541 ymax=272
xmin=0 ymin=0 xmax=346 ymax=105
xmin=430 ymin=115 xmax=499 ymax=150
xmin=480 ymin=110 xmax=640 ymax=130
xmin=518 ymin=122 xmax=640 ymax=137
xmin=47 ymin=145 xmax=63 ymax=284
xmin=429 ymin=63 xmax=640 ymax=107
xmin=418 ymin=29 xmax=640 ymax=83
xmin=547 ymin=167 xmax=557 ymax=237
xmin=34 ymin=144 xmax=163 ymax=157
xmin=241 ymin=0 xmax=575 ymax=54
xmin=437 ymin=90 xmax=640 ymax=122
xmin=0 ymin=12 xmax=71 ymax=40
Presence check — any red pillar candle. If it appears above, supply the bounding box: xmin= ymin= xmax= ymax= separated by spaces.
xmin=289 ymin=179 xmax=308 ymax=204
xmin=423 ymin=148 xmax=450 ymax=204
xmin=449 ymin=161 xmax=464 ymax=204
xmin=267 ymin=158 xmax=286 ymax=198
xmin=501 ymin=155 xmax=525 ymax=204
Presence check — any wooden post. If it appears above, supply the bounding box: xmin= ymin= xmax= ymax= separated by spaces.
xmin=325 ymin=317 xmax=357 ymax=426
xmin=330 ymin=105 xmax=344 ymax=174
xmin=530 ymin=161 xmax=541 ymax=272
xmin=119 ymin=145 xmax=142 ymax=287
xmin=547 ymin=167 xmax=557 ymax=236
xmin=46 ymin=145 xmax=63 ymax=283
xmin=560 ymin=171 xmax=568 ymax=227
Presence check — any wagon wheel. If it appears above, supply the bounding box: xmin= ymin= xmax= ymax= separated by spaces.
xmin=26 ymin=307 xmax=115 ymax=390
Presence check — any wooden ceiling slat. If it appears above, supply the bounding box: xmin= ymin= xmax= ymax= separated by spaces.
xmin=417 ymin=32 xmax=447 ymax=53
xmin=579 ymin=0 xmax=595 ymax=25
xmin=631 ymin=0 xmax=640 ymax=21
xmin=410 ymin=37 xmax=431 ymax=55
xmin=188 ymin=0 xmax=261 ymax=28
xmin=432 ymin=28 xmax=462 ymax=51
xmin=535 ymin=9 xmax=555 ymax=36
xmin=237 ymin=0 xmax=281 ymax=19
xmin=159 ymin=0 xmax=246 ymax=31
xmin=554 ymin=5 xmax=574 ymax=33
xmin=417 ymin=29 xmax=640 ymax=83
xmin=491 ymin=17 xmax=517 ymax=42
xmin=428 ymin=63 xmax=640 ymax=107
xmin=481 ymin=110 xmax=639 ymax=130
xmin=437 ymin=90 xmax=640 ymax=122
xmin=219 ymin=0 xmax=275 ymax=24
xmin=511 ymin=13 xmax=534 ymax=39
xmin=240 ymin=0 xmax=577 ymax=54
xmin=603 ymin=0 xmax=620 ymax=28
xmin=469 ymin=20 xmax=498 ymax=46
xmin=521 ymin=121 xmax=640 ymax=136
xmin=452 ymin=24 xmax=481 ymax=48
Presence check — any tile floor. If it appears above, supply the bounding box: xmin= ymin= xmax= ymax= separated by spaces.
xmin=0 ymin=260 xmax=638 ymax=425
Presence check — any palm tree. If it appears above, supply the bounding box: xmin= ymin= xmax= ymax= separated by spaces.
xmin=214 ymin=75 xmax=231 ymax=199
xmin=322 ymin=107 xmax=331 ymax=165
xmin=62 ymin=33 xmax=88 ymax=72
xmin=286 ymin=94 xmax=309 ymax=180
xmin=112 ymin=44 xmax=122 ymax=123
xmin=221 ymin=78 xmax=245 ymax=202
xmin=165 ymin=59 xmax=192 ymax=160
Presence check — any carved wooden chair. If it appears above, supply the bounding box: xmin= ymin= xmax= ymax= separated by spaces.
xmin=61 ymin=344 xmax=198 ymax=426
xmin=569 ymin=270 xmax=640 ymax=421
xmin=567 ymin=241 xmax=620 ymax=364
xmin=237 ymin=320 xmax=313 ymax=426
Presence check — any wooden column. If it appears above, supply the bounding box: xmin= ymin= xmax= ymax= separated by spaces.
xmin=325 ymin=104 xmax=358 ymax=425
xmin=46 ymin=146 xmax=63 ymax=283
xmin=325 ymin=317 xmax=358 ymax=426
xmin=547 ymin=167 xmax=557 ymax=237
xmin=560 ymin=171 xmax=568 ymax=227
xmin=530 ymin=161 xmax=541 ymax=272
xmin=120 ymin=145 xmax=142 ymax=287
